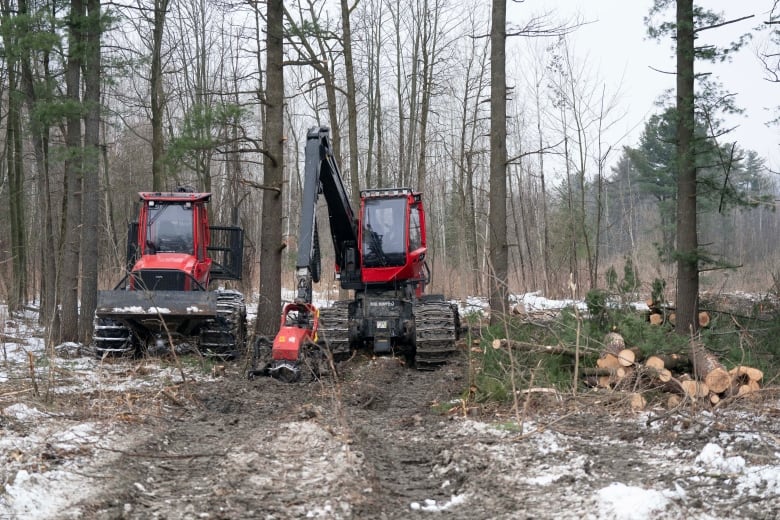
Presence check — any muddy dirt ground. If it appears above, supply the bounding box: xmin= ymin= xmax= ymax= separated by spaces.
xmin=2 ymin=344 xmax=780 ymax=519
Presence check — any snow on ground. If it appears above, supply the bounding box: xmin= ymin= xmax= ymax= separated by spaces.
xmin=1 ymin=305 xmax=224 ymax=517
xmin=2 ymin=295 xmax=780 ymax=518
xmin=596 ymin=483 xmax=677 ymax=520
xmin=0 ymin=400 xmax=129 ymax=517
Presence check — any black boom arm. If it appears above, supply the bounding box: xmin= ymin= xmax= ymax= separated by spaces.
xmin=295 ymin=127 xmax=361 ymax=303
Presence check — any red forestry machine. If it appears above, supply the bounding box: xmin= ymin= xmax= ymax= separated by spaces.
xmin=94 ymin=187 xmax=247 ymax=357
xmin=253 ymin=127 xmax=460 ymax=381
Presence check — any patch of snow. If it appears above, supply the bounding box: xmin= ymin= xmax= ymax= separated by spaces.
xmin=0 ymin=419 xmax=122 ymax=519
xmin=410 ymin=493 xmax=467 ymax=512
xmin=2 ymin=403 xmax=48 ymax=421
xmin=695 ymin=443 xmax=746 ymax=474
xmin=51 ymin=422 xmax=101 ymax=448
xmin=596 ymin=483 xmax=672 ymax=520
xmin=737 ymin=465 xmax=780 ymax=497
xmin=110 ymin=306 xmax=171 ymax=314
xmin=112 ymin=306 xmax=145 ymax=313
xmin=533 ymin=429 xmax=564 ymax=455
xmin=513 ymin=291 xmax=585 ymax=312
xmin=2 ymin=469 xmax=88 ymax=518
xmin=525 ymin=472 xmax=564 ymax=486
xmin=452 ymin=419 xmax=511 ymax=438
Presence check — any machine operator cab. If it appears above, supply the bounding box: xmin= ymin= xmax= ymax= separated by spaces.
xmin=132 ymin=190 xmax=214 ymax=291
xmin=147 ymin=203 xmax=195 ymax=254
xmin=359 ymin=188 xmax=427 ymax=292
xmin=362 ymin=196 xmax=406 ymax=267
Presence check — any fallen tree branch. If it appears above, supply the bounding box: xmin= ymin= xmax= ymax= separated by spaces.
xmin=491 ymin=338 xmax=588 ymax=357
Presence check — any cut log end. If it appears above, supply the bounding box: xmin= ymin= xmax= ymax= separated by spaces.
xmin=630 ymin=393 xmax=647 ymax=411
xmin=658 ymin=368 xmax=672 ymax=383
xmin=617 ymin=348 xmax=637 ymax=367
xmin=704 ymin=368 xmax=731 ymax=394
xmin=729 ymin=365 xmax=763 ymax=383
xmin=597 ymin=353 xmax=621 ymax=369
xmin=645 ymin=356 xmax=665 ymax=370
xmin=681 ymin=380 xmax=709 ymax=399
xmin=698 ymin=311 xmax=710 ymax=328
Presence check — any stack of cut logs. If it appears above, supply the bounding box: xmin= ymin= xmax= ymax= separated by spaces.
xmin=584 ymin=331 xmax=763 ymax=408
xmin=647 ymin=298 xmax=710 ymax=328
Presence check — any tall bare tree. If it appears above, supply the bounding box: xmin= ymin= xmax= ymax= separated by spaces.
xmin=8 ymin=73 xmax=26 ymax=312
xmin=0 ymin=0 xmax=26 ymax=312
xmin=255 ymin=0 xmax=284 ymax=336
xmin=675 ymin=0 xmax=697 ymax=335
xmin=15 ymin=0 xmax=58 ymax=333
xmin=78 ymin=0 xmax=102 ymax=343
xmin=59 ymin=0 xmax=85 ymax=343
xmin=151 ymin=0 xmax=169 ymax=190
xmin=488 ymin=0 xmax=508 ymax=324
xmin=340 ymin=0 xmax=360 ymax=204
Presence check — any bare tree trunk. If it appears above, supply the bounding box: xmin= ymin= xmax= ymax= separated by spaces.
xmin=389 ymin=2 xmax=406 ymax=186
xmin=78 ymin=0 xmax=101 ymax=343
xmin=340 ymin=0 xmax=360 ymax=205
xmin=5 ymin=56 xmax=26 ymax=312
xmin=563 ymin=131 xmax=578 ymax=296
xmin=567 ymin=66 xmax=594 ymax=290
xmin=363 ymin=1 xmax=379 ymax=188
xmin=415 ymin=0 xmax=436 ymax=194
xmin=151 ymin=0 xmax=169 ymax=191
xmin=16 ymin=0 xmax=57 ymax=333
xmin=592 ymin=90 xmax=610 ymax=291
xmin=488 ymin=0 xmax=508 ymax=325
xmin=509 ymin=163 xmax=534 ymax=289
xmin=101 ymin=122 xmax=120 ymax=268
xmin=255 ymin=0 xmax=284 ymax=337
xmin=535 ymin=86 xmax=551 ymax=295
xmin=675 ymin=0 xmax=699 ymax=335
xmin=466 ymin=32 xmax=489 ymax=296
xmin=0 ymin=0 xmax=28 ymax=312
xmin=404 ymin=4 xmax=420 ymax=187
xmin=466 ymin=152 xmax=480 ymax=295
xmin=60 ymin=0 xmax=85 ymax=343
xmin=375 ymin=30 xmax=385 ymax=189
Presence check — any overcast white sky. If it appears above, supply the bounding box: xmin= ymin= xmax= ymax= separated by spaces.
xmin=517 ymin=0 xmax=780 ymax=171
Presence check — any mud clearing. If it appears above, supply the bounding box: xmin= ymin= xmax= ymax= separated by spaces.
xmin=2 ymin=346 xmax=780 ymax=519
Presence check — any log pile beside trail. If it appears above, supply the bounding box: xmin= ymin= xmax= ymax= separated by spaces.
xmin=488 ymin=331 xmax=765 ymax=408
xmin=584 ymin=332 xmax=764 ymax=408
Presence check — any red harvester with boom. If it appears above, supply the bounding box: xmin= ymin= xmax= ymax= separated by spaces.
xmin=252 ymin=127 xmax=460 ymax=382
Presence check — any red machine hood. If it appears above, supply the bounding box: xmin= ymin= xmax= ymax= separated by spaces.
xmin=134 ymin=253 xmax=198 ymax=273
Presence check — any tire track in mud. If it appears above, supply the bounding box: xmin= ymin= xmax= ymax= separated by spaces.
xmin=335 ymin=356 xmax=469 ymax=518
xmin=36 ymin=352 xmax=780 ymax=520
xmin=72 ymin=354 xmax=469 ymax=519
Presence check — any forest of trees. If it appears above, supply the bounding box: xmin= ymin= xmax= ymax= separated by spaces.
xmin=1 ymin=0 xmax=779 ymax=346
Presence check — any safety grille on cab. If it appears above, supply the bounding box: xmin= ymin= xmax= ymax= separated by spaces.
xmin=136 ymin=270 xmax=187 ymax=291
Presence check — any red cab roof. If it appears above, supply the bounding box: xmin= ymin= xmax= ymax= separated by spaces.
xmin=138 ymin=191 xmax=211 ymax=203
